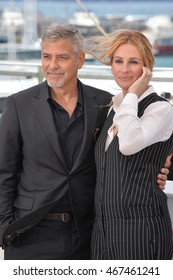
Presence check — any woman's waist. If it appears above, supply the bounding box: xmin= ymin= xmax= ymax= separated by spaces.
xmin=95 ymin=205 xmax=164 ymax=218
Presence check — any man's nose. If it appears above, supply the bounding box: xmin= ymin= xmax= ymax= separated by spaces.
xmin=49 ymin=59 xmax=59 ymax=68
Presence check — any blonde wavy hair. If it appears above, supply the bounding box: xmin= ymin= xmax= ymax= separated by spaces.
xmin=86 ymin=29 xmax=155 ymax=71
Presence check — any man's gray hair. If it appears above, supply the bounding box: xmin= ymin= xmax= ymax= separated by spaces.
xmin=41 ymin=23 xmax=84 ymax=54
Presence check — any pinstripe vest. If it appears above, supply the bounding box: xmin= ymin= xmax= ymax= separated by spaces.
xmin=94 ymin=93 xmax=173 ymax=219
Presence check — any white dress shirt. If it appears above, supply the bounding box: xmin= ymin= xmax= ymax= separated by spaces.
xmin=105 ymin=86 xmax=173 ymax=155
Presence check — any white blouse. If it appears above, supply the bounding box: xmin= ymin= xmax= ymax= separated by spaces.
xmin=106 ymin=86 xmax=173 ymax=155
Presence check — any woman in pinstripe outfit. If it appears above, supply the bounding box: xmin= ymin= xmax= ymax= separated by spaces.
xmin=87 ymin=30 xmax=173 ymax=259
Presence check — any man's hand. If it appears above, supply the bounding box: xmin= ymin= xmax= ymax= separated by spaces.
xmin=157 ymin=153 xmax=173 ymax=190
xmin=157 ymin=168 xmax=169 ymax=190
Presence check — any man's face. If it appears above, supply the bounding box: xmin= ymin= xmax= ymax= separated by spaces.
xmin=41 ymin=39 xmax=85 ymax=89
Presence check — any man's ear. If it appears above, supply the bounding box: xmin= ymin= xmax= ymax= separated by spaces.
xmin=78 ymin=52 xmax=85 ymax=69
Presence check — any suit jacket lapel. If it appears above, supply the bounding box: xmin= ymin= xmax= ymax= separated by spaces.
xmin=32 ymin=82 xmax=67 ymax=169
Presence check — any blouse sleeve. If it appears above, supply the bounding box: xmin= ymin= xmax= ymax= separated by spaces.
xmin=113 ymin=93 xmax=173 ymax=155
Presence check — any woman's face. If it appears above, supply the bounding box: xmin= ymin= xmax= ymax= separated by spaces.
xmin=111 ymin=43 xmax=144 ymax=94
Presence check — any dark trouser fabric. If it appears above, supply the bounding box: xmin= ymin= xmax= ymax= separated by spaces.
xmin=91 ymin=215 xmax=173 ymax=260
xmin=4 ymin=219 xmax=90 ymax=260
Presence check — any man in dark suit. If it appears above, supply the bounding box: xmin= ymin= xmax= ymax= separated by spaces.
xmin=0 ymin=23 xmax=169 ymax=260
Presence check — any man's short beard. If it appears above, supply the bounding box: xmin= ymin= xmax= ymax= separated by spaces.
xmin=47 ymin=81 xmax=64 ymax=88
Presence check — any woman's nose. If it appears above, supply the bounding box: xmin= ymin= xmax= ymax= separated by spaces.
xmin=121 ymin=63 xmax=130 ymax=71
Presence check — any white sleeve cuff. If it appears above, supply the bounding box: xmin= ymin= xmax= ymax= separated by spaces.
xmin=122 ymin=93 xmax=138 ymax=106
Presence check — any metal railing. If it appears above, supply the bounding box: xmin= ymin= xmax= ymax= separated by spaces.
xmin=0 ymin=60 xmax=173 ymax=82
xmin=0 ymin=60 xmax=43 ymax=83
xmin=0 ymin=61 xmax=173 ymax=100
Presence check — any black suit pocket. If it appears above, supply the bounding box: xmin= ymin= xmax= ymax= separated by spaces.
xmin=14 ymin=195 xmax=35 ymax=211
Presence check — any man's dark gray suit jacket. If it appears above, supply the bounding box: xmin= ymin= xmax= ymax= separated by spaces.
xmin=0 ymin=79 xmax=112 ymax=249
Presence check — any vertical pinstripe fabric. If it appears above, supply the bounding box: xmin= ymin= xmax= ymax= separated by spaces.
xmin=92 ymin=93 xmax=173 ymax=260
